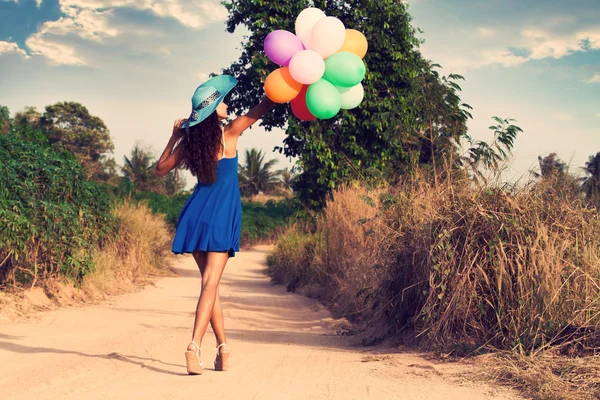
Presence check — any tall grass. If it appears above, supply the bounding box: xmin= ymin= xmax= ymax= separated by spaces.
xmin=267 ymin=175 xmax=600 ymax=354
xmin=83 ymin=200 xmax=173 ymax=296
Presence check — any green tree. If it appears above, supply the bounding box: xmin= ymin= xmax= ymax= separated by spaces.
xmin=222 ymin=0 xmax=435 ymax=208
xmin=238 ymin=148 xmax=281 ymax=199
xmin=164 ymin=168 xmax=187 ymax=196
xmin=0 ymin=106 xmax=9 ymax=135
xmin=40 ymin=102 xmax=114 ymax=181
xmin=122 ymin=143 xmax=162 ymax=193
xmin=278 ymin=167 xmax=297 ymax=191
xmin=582 ymin=152 xmax=600 ymax=199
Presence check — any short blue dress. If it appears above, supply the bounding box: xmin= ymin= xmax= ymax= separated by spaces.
xmin=171 ymin=141 xmax=241 ymax=257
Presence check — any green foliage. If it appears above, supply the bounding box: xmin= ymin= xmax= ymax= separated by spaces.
xmin=0 ymin=132 xmax=116 ymax=285
xmin=462 ymin=116 xmax=521 ymax=182
xmin=238 ymin=148 xmax=281 ymax=198
xmin=40 ymin=102 xmax=114 ymax=180
xmin=0 ymin=105 xmax=9 ymax=135
xmin=222 ymin=0 xmax=468 ymax=208
xmin=582 ymin=152 xmax=600 ymax=201
xmin=105 ymin=183 xmax=191 ymax=227
xmin=241 ymin=199 xmax=297 ymax=244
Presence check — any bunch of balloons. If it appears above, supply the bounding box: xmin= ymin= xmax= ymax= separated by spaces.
xmin=263 ymin=8 xmax=368 ymax=121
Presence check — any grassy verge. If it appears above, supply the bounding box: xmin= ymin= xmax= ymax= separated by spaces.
xmin=266 ymin=176 xmax=600 ymax=399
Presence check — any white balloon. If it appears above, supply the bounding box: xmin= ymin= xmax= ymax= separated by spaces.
xmin=295 ymin=7 xmax=327 ymax=49
xmin=337 ymin=83 xmax=364 ymax=110
xmin=289 ymin=50 xmax=325 ymax=85
xmin=309 ymin=17 xmax=346 ymax=59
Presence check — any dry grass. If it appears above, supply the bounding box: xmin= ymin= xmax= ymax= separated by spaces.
xmin=379 ymin=177 xmax=600 ymax=353
xmin=0 ymin=200 xmax=174 ymax=321
xmin=82 ymin=200 xmax=173 ymax=298
xmin=245 ymin=193 xmax=291 ymax=204
xmin=267 ymin=174 xmax=600 ymax=399
xmin=478 ymin=352 xmax=600 ymax=400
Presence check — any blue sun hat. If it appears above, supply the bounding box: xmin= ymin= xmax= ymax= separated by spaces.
xmin=182 ymin=74 xmax=238 ymax=129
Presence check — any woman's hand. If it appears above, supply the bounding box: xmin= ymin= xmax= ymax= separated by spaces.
xmin=171 ymin=118 xmax=186 ymax=142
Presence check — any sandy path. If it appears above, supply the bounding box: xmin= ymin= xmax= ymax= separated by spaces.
xmin=0 ymin=248 xmax=517 ymax=400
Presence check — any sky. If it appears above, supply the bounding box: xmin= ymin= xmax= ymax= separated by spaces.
xmin=0 ymin=0 xmax=599 ymax=189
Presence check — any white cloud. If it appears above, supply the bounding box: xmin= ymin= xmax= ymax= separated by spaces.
xmin=552 ymin=112 xmax=574 ymax=121
xmin=520 ymin=28 xmax=600 ymax=60
xmin=481 ymin=49 xmax=528 ymax=67
xmin=26 ymin=36 xmax=85 ymax=65
xmin=36 ymin=0 xmax=43 ymax=7
xmin=585 ymin=73 xmax=600 ymax=83
xmin=476 ymin=27 xmax=496 ymax=38
xmin=21 ymin=0 xmax=228 ymax=66
xmin=60 ymin=0 xmax=228 ymax=29
xmin=198 ymin=72 xmax=210 ymax=81
xmin=0 ymin=41 xmax=30 ymax=58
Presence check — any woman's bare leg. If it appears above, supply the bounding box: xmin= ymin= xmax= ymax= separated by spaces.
xmin=192 ymin=251 xmax=228 ymax=347
xmin=187 ymin=251 xmax=229 ymax=351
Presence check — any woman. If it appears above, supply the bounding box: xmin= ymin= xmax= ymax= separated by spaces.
xmin=156 ymin=75 xmax=275 ymax=375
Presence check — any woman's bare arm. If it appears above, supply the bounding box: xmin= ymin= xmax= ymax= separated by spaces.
xmin=156 ymin=119 xmax=186 ymax=177
xmin=224 ymin=97 xmax=276 ymax=138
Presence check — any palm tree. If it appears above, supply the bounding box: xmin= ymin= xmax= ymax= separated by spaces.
xmin=278 ymin=167 xmax=296 ymax=192
xmin=582 ymin=152 xmax=600 ymax=199
xmin=122 ymin=143 xmax=163 ymax=193
xmin=238 ymin=148 xmax=281 ymax=199
xmin=530 ymin=153 xmax=567 ymax=180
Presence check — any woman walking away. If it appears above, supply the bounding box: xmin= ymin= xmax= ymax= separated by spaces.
xmin=156 ymin=75 xmax=275 ymax=375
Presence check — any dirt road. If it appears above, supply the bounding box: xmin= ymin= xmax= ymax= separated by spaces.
xmin=0 ymin=248 xmax=517 ymax=400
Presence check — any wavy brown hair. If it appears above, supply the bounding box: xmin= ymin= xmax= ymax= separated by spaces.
xmin=181 ymin=112 xmax=223 ymax=184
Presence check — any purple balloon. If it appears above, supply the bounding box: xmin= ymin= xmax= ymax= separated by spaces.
xmin=264 ymin=30 xmax=305 ymax=66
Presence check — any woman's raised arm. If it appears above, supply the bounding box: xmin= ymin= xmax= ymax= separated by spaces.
xmin=224 ymin=97 xmax=276 ymax=138
xmin=156 ymin=118 xmax=186 ymax=176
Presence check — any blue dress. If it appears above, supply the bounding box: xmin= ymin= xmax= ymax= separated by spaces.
xmin=171 ymin=151 xmax=241 ymax=257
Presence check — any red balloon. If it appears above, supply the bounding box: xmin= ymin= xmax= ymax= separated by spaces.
xmin=291 ymin=86 xmax=316 ymax=121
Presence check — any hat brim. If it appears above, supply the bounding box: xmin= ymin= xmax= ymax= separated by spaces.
xmin=182 ymin=75 xmax=238 ymax=129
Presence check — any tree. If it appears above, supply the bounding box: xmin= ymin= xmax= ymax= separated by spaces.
xmin=40 ymin=102 xmax=114 ymax=181
xmin=222 ymin=0 xmax=439 ymax=208
xmin=531 ymin=153 xmax=567 ymax=180
xmin=278 ymin=167 xmax=297 ymax=191
xmin=164 ymin=169 xmax=187 ymax=196
xmin=122 ymin=143 xmax=163 ymax=193
xmin=462 ymin=117 xmax=521 ymax=183
xmin=582 ymin=152 xmax=600 ymax=199
xmin=0 ymin=106 xmax=9 ymax=135
xmin=238 ymin=148 xmax=281 ymax=199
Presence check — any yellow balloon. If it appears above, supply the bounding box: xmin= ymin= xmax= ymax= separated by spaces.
xmin=264 ymin=67 xmax=303 ymax=103
xmin=337 ymin=29 xmax=368 ymax=59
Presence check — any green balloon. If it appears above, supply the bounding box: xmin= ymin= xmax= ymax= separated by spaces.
xmin=306 ymin=79 xmax=341 ymax=120
xmin=323 ymin=52 xmax=366 ymax=88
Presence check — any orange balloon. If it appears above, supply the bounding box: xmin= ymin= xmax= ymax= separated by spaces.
xmin=337 ymin=29 xmax=368 ymax=59
xmin=264 ymin=67 xmax=303 ymax=103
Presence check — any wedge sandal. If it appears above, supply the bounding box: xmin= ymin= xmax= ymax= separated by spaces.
xmin=185 ymin=341 xmax=204 ymax=375
xmin=214 ymin=343 xmax=230 ymax=371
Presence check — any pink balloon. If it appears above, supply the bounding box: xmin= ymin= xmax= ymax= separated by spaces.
xmin=309 ymin=17 xmax=346 ymax=59
xmin=289 ymin=50 xmax=325 ymax=85
xmin=264 ymin=30 xmax=305 ymax=66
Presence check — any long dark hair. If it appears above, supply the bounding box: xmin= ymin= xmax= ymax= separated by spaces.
xmin=181 ymin=112 xmax=223 ymax=184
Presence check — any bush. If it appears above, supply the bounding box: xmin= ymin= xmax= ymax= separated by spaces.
xmin=241 ymin=198 xmax=297 ymax=245
xmin=0 ymin=133 xmax=116 ymax=286
xmin=267 ymin=177 xmax=600 ymax=353
xmin=84 ymin=200 xmax=173 ymax=295
xmin=266 ymin=226 xmax=326 ymax=292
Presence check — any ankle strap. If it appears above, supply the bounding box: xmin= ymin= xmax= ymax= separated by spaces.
xmin=216 ymin=343 xmax=230 ymax=353
xmin=189 ymin=341 xmax=200 ymax=356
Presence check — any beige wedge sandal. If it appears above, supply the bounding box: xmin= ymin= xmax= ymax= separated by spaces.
xmin=185 ymin=341 xmax=204 ymax=375
xmin=214 ymin=343 xmax=230 ymax=371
